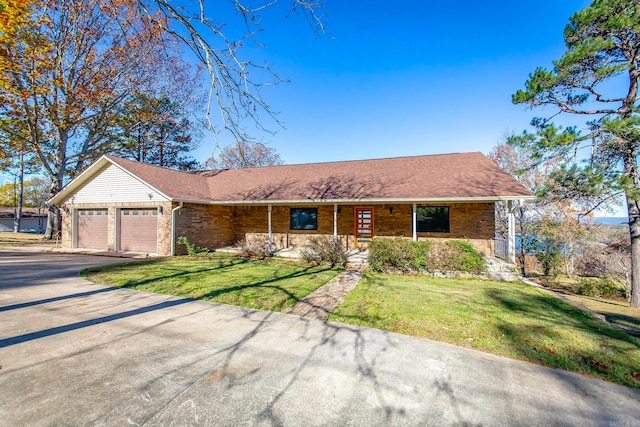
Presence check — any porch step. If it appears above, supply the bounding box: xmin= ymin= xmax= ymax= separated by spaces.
xmin=486 ymin=257 xmax=519 ymax=281
xmin=489 ymin=271 xmax=520 ymax=281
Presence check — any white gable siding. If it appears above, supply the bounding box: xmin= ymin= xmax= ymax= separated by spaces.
xmin=69 ymin=164 xmax=169 ymax=203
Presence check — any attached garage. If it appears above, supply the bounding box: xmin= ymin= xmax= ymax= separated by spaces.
xmin=119 ymin=208 xmax=158 ymax=253
xmin=77 ymin=209 xmax=108 ymax=250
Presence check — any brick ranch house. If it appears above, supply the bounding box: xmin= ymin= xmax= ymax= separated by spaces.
xmin=49 ymin=152 xmax=533 ymax=261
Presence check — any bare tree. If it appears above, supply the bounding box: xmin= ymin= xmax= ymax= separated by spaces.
xmin=206 ymin=140 xmax=283 ymax=169
xmin=135 ymin=0 xmax=325 ymax=142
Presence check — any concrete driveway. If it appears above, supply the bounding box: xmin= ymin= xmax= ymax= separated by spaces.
xmin=0 ymin=251 xmax=639 ymax=426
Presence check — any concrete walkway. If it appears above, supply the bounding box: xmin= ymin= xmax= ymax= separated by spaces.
xmin=285 ymin=269 xmax=364 ymax=319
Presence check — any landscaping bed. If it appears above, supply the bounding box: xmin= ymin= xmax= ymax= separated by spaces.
xmin=328 ymin=272 xmax=640 ymax=388
xmin=83 ymin=254 xmax=343 ymax=312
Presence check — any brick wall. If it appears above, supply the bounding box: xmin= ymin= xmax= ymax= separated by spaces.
xmin=232 ymin=202 xmax=495 ymax=254
xmin=173 ymin=203 xmax=235 ymax=254
xmin=60 ymin=201 xmax=496 ymax=256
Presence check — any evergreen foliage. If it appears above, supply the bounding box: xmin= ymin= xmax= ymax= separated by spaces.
xmin=511 ymin=0 xmax=640 ymax=307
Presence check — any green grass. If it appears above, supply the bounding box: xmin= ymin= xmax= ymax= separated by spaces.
xmin=83 ymin=254 xmax=342 ymax=312
xmin=329 ymin=272 xmax=640 ymax=388
xmin=564 ymin=294 xmax=640 ymax=336
xmin=530 ymin=275 xmax=640 ymax=336
xmin=0 ymin=231 xmax=46 ymax=247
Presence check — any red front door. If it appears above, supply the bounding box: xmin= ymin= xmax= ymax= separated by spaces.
xmin=355 ymin=207 xmax=374 ymax=247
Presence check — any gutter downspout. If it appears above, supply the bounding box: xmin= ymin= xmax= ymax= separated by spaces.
xmin=171 ymin=201 xmax=184 ymax=256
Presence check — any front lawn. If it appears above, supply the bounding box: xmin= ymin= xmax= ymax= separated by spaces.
xmin=83 ymin=254 xmax=342 ymax=312
xmin=0 ymin=231 xmax=46 ymax=247
xmin=329 ymin=272 xmax=640 ymax=388
xmin=564 ymin=294 xmax=640 ymax=337
xmin=529 ymin=275 xmax=640 ymax=336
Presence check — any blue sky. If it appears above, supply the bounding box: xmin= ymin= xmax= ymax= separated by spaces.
xmin=196 ymin=0 xmax=593 ymax=166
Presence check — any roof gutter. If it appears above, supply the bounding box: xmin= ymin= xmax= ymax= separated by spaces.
xmin=170 ymin=201 xmax=183 ymax=256
xmin=172 ymin=195 xmax=535 ymax=206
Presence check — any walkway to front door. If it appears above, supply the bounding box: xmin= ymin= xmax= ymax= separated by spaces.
xmin=285 ymin=269 xmax=363 ymax=319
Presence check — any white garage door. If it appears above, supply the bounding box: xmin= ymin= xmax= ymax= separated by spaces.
xmin=77 ymin=209 xmax=108 ymax=250
xmin=119 ymin=209 xmax=158 ymax=253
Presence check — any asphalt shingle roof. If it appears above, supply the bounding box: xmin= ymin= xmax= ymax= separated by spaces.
xmin=106 ymin=152 xmax=531 ymax=203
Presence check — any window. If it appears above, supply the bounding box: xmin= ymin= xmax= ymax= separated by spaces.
xmin=417 ymin=206 xmax=449 ymax=233
xmin=290 ymin=208 xmax=318 ymax=230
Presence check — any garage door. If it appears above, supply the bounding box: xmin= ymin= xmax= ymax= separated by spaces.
xmin=77 ymin=209 xmax=108 ymax=250
xmin=119 ymin=208 xmax=158 ymax=253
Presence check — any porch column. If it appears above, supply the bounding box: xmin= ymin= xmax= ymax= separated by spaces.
xmin=507 ymin=200 xmax=516 ymax=264
xmin=333 ymin=204 xmax=338 ymax=245
xmin=412 ymin=203 xmax=417 ymax=242
xmin=267 ymin=204 xmax=272 ymax=253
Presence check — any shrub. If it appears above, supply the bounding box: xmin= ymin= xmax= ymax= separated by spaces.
xmin=427 ymin=240 xmax=486 ymax=274
xmin=368 ymin=238 xmax=486 ymax=275
xmin=238 ymin=236 xmax=273 ymax=259
xmin=300 ymin=236 xmax=347 ymax=267
xmin=176 ymin=236 xmax=210 ymax=256
xmin=412 ymin=240 xmax=433 ymax=272
xmin=368 ymin=238 xmax=419 ymax=273
xmin=536 ymin=247 xmax=561 ymax=278
xmin=447 ymin=240 xmax=485 ymax=273
xmin=578 ymin=277 xmax=626 ymax=299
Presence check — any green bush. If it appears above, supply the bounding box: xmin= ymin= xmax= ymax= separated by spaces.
xmin=368 ymin=238 xmax=485 ymax=275
xmin=300 ymin=236 xmax=347 ymax=267
xmin=536 ymin=247 xmax=561 ymax=278
xmin=578 ymin=277 xmax=626 ymax=299
xmin=176 ymin=236 xmax=210 ymax=256
xmin=412 ymin=241 xmax=433 ymax=272
xmin=368 ymin=238 xmax=420 ymax=273
xmin=426 ymin=240 xmax=486 ymax=274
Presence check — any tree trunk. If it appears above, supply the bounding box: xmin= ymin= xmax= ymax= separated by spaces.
xmin=13 ymin=152 xmax=25 ymax=233
xmin=44 ymin=155 xmax=66 ymax=240
xmin=628 ymin=193 xmax=640 ymax=308
xmin=623 ymin=147 xmax=640 ymax=308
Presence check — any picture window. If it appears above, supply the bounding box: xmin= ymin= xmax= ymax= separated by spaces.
xmin=416 ymin=206 xmax=449 ymax=233
xmin=290 ymin=208 xmax=318 ymax=230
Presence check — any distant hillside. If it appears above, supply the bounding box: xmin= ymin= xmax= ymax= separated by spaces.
xmin=591 ymin=217 xmax=629 ymax=225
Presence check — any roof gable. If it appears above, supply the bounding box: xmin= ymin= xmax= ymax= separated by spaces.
xmin=68 ymin=163 xmax=170 ymax=204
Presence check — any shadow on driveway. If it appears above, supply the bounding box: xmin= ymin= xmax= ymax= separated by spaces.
xmin=0 ymin=297 xmax=192 ymax=348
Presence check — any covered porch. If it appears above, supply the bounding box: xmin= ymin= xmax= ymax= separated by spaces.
xmin=226 ymin=199 xmax=521 ymax=261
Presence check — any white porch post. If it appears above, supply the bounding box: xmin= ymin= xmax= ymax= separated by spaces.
xmin=267 ymin=204 xmax=272 ymax=253
xmin=507 ymin=200 xmax=516 ymax=264
xmin=412 ymin=203 xmax=417 ymax=242
xmin=333 ymin=204 xmax=338 ymax=246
